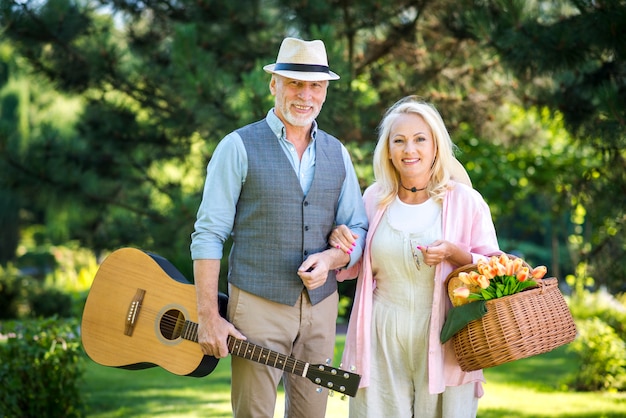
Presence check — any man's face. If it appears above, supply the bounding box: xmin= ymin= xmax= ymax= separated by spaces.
xmin=270 ymin=75 xmax=328 ymax=128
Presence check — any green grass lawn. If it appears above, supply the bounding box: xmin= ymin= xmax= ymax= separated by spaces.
xmin=82 ymin=336 xmax=626 ymax=417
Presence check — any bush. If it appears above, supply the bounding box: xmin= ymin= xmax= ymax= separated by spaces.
xmin=29 ymin=287 xmax=74 ymax=318
xmin=567 ymin=317 xmax=626 ymax=391
xmin=0 ymin=264 xmax=31 ymax=319
xmin=0 ymin=318 xmax=85 ymax=417
xmin=569 ymin=287 xmax=626 ymax=341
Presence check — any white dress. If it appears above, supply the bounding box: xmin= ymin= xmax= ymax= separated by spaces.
xmin=349 ymin=197 xmax=478 ymax=418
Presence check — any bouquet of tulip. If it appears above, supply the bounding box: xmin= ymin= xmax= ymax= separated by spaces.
xmin=448 ymin=254 xmax=548 ymax=307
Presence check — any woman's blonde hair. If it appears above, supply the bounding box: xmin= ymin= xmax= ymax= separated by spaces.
xmin=372 ymin=96 xmax=457 ymax=208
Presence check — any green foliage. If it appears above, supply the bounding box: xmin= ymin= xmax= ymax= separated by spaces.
xmin=568 ymin=272 xmax=626 ymax=343
xmin=0 ymin=318 xmax=85 ymax=417
xmin=567 ymin=317 xmax=626 ymax=392
xmin=1 ymin=239 xmax=98 ymax=320
xmin=1 ymin=1 xmax=625 ymax=299
xmin=567 ymin=267 xmax=626 ymax=391
xmin=29 ymin=287 xmax=74 ymax=318
xmin=453 ymin=0 xmax=626 ymax=291
xmin=0 ymin=263 xmax=30 ymax=319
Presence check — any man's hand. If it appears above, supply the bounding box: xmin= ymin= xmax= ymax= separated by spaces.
xmin=197 ymin=313 xmax=246 ymax=358
xmin=297 ymin=247 xmax=350 ymax=290
xmin=194 ymin=259 xmax=246 ymax=358
xmin=297 ymin=252 xmax=332 ymax=290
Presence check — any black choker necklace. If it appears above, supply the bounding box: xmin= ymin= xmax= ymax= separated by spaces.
xmin=401 ymin=183 xmax=428 ymax=193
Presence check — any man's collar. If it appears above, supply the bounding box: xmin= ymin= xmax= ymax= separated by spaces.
xmin=266 ymin=108 xmax=318 ymax=140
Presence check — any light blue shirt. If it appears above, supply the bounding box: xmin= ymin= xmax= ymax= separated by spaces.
xmin=190 ymin=109 xmax=367 ymax=267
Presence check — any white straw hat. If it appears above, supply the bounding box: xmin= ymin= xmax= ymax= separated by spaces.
xmin=263 ymin=37 xmax=340 ymax=81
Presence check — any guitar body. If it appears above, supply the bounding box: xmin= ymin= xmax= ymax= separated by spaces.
xmin=81 ymin=247 xmax=220 ymax=377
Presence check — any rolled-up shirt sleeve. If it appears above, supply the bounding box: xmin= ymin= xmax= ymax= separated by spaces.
xmin=190 ymin=132 xmax=247 ymax=260
xmin=336 ymin=145 xmax=368 ymax=269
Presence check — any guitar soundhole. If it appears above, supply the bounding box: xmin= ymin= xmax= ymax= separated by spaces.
xmin=160 ymin=309 xmax=185 ymax=340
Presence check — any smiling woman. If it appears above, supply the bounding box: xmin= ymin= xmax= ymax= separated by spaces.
xmin=330 ymin=97 xmax=501 ymax=418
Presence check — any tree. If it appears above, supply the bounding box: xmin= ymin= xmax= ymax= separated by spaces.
xmin=3 ymin=0 xmax=620 ymax=291
xmin=0 ymin=0 xmax=288 ymax=272
xmin=0 ymin=0 xmax=520 ymax=267
xmin=448 ymin=0 xmax=626 ymax=290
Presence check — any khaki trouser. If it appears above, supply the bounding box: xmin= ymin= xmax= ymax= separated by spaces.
xmin=227 ymin=285 xmax=338 ymax=418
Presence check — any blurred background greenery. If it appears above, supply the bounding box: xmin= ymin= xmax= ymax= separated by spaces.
xmin=1 ymin=0 xmax=625 ymax=415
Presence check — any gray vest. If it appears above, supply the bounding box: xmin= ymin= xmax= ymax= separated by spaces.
xmin=228 ymin=119 xmax=346 ymax=305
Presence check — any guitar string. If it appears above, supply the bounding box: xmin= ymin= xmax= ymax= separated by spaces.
xmin=133 ymin=306 xmax=307 ymax=374
xmin=108 ymin=299 xmax=356 ymax=395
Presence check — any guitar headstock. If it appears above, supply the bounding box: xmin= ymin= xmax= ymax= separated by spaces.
xmin=306 ymin=364 xmax=361 ymax=398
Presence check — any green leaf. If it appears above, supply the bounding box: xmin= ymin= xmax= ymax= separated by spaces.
xmin=518 ymin=280 xmax=537 ymax=292
xmin=481 ymin=288 xmax=496 ymax=300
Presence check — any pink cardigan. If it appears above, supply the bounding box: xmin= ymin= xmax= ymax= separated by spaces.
xmin=338 ymin=181 xmax=500 ymax=396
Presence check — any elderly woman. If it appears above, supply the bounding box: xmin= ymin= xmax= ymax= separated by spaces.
xmin=330 ymin=97 xmax=500 ymax=418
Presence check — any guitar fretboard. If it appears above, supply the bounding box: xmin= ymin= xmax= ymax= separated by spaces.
xmin=182 ymin=321 xmax=307 ymax=377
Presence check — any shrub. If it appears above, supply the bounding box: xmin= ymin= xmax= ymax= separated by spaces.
xmin=567 ymin=317 xmax=626 ymax=391
xmin=0 ymin=318 xmax=85 ymax=417
xmin=29 ymin=287 xmax=74 ymax=318
xmin=0 ymin=264 xmax=31 ymax=319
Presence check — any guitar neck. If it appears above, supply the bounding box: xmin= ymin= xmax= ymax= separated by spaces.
xmin=183 ymin=321 xmax=308 ymax=377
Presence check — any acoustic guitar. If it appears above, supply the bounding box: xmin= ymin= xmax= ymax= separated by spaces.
xmin=81 ymin=247 xmax=360 ymax=397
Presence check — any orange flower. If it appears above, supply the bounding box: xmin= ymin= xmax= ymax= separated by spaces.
xmin=498 ymin=253 xmax=511 ymax=266
xmin=477 ymin=260 xmax=497 ymax=279
xmin=458 ymin=271 xmax=472 ymax=285
xmin=532 ymin=266 xmax=548 ymax=280
xmin=494 ymin=261 xmax=507 ymax=276
xmin=516 ymin=266 xmax=530 ymax=282
xmin=468 ymin=271 xmax=482 ymax=285
xmin=510 ymin=257 xmax=524 ymax=275
xmin=447 ymin=254 xmax=547 ymax=305
xmin=476 ymin=275 xmax=490 ymax=289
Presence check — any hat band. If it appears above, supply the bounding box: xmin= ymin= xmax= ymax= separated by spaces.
xmin=274 ymin=63 xmax=330 ymax=74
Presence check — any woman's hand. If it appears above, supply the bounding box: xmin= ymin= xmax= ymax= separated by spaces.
xmin=329 ymin=224 xmax=358 ymax=255
xmin=417 ymin=240 xmax=472 ymax=267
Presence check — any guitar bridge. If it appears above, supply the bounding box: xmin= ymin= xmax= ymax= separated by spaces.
xmin=125 ymin=288 xmax=146 ymax=336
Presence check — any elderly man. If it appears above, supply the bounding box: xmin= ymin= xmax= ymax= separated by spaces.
xmin=190 ymin=37 xmax=368 ymax=417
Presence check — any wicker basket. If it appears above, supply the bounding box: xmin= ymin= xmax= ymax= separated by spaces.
xmin=445 ymin=266 xmax=577 ymax=372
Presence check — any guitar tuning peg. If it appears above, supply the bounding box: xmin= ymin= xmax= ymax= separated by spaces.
xmin=325 ymin=358 xmax=331 ymax=365
xmin=316 ymin=388 xmax=323 ymax=394
xmin=341 ymin=395 xmax=347 ymax=401
xmin=328 ymin=390 xmax=335 ymax=397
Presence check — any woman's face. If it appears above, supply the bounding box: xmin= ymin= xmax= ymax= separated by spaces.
xmin=388 ymin=112 xmax=436 ymax=182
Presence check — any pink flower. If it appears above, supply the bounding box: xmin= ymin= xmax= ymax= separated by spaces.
xmin=453 ymin=287 xmax=470 ymax=299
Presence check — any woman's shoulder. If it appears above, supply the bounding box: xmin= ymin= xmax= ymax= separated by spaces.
xmin=446 ymin=180 xmax=486 ymax=204
xmin=362 ymin=183 xmax=384 ymax=215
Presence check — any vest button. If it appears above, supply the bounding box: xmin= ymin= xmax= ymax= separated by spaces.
xmin=304 ymin=225 xmax=309 ymax=231
xmin=303 ymin=201 xmax=309 ymax=207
